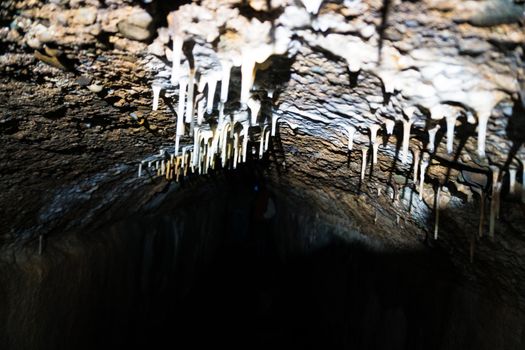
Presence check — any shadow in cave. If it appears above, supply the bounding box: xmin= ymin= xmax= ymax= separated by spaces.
xmin=67 ymin=169 xmax=460 ymax=350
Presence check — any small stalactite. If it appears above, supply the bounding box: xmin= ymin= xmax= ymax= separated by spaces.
xmin=240 ymin=52 xmax=256 ymax=105
xmin=271 ymin=115 xmax=281 ymax=136
xmin=419 ymin=153 xmax=430 ymax=200
xmin=445 ymin=113 xmax=459 ymax=154
xmin=206 ymin=75 xmax=219 ymax=114
xmin=401 ymin=107 xmax=416 ymax=164
xmin=247 ymin=96 xmax=261 ymax=125
xmin=434 ymin=184 xmax=442 ymax=240
xmin=170 ymin=34 xmax=184 ymax=84
xmin=477 ymin=111 xmax=490 ymax=158
xmin=196 ymin=94 xmax=206 ymax=125
xmin=509 ymin=167 xmax=517 ymax=195
xmin=346 ymin=125 xmax=356 ymax=151
xmin=384 ymin=119 xmax=395 ymax=135
xmin=369 ymin=124 xmax=380 ymax=165
xmin=489 ymin=166 xmax=501 ymax=239
xmin=412 ymin=148 xmax=420 ymax=185
xmin=361 ymin=147 xmax=368 ymax=181
xmin=185 ymin=68 xmax=196 ymax=124
xmin=152 ymin=84 xmax=162 ymax=111
xmin=220 ymin=59 xmax=233 ymax=103
xmin=427 ymin=125 xmax=440 ymax=153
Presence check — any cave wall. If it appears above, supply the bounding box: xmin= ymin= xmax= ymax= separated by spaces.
xmin=0 ymin=176 xmax=524 ymax=349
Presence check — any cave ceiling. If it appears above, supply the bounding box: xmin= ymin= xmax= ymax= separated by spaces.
xmin=0 ymin=0 xmax=525 ymax=309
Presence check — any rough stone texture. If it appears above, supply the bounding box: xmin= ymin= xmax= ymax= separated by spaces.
xmin=1 ymin=0 xmax=525 ymax=348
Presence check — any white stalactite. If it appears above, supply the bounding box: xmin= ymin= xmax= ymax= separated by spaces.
xmin=240 ymin=53 xmax=256 ymax=106
xmin=264 ymin=127 xmax=271 ymax=152
xmin=196 ymin=95 xmax=206 ymax=125
xmin=509 ymin=168 xmax=517 ymax=194
xmin=259 ymin=126 xmax=267 ymax=158
xmin=477 ymin=112 xmax=490 ymax=157
xmin=170 ymin=34 xmax=184 ymax=85
xmin=384 ymin=119 xmax=395 ymax=135
xmin=301 ymin=0 xmax=324 ymax=14
xmin=233 ymin=133 xmax=239 ymax=169
xmin=401 ymin=119 xmax=413 ymax=164
xmin=413 ymin=148 xmax=420 ymax=184
xmin=185 ymin=69 xmax=195 ymax=123
xmin=346 ymin=126 xmax=356 ymax=151
xmin=206 ymin=77 xmax=218 ymax=114
xmin=242 ymin=124 xmax=249 ymax=162
xmin=361 ymin=148 xmax=368 ymax=181
xmin=220 ymin=60 xmax=232 ymax=103
xmin=152 ymin=84 xmax=162 ymax=111
xmin=247 ymin=96 xmax=261 ymax=125
xmin=369 ymin=124 xmax=380 ymax=164
xmin=445 ymin=113 xmax=458 ymax=154
xmin=427 ymin=125 xmax=440 ymax=153
xmin=419 ymin=155 xmax=429 ymax=200
xmin=176 ymin=78 xmax=188 ymax=133
xmin=271 ymin=115 xmax=281 ymax=136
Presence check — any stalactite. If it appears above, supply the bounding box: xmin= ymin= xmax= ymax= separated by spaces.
xmin=165 ymin=159 xmax=171 ymax=180
xmin=384 ymin=119 xmax=395 ymax=135
xmin=175 ymin=156 xmax=181 ymax=182
xmin=301 ymin=0 xmax=324 ymax=14
xmin=496 ymin=170 xmax=504 ymax=220
xmin=345 ymin=126 xmax=356 ymax=151
xmin=434 ymin=185 xmax=441 ymax=240
xmin=233 ymin=132 xmax=239 ymax=169
xmin=264 ymin=127 xmax=271 ymax=152
xmin=259 ymin=126 xmax=267 ymax=158
xmin=271 ymin=115 xmax=281 ymax=136
xmin=489 ymin=166 xmax=500 ymax=239
xmin=369 ymin=124 xmax=380 ymax=165
xmin=170 ymin=34 xmax=184 ymax=84
xmin=175 ymin=78 xmax=188 ymax=155
xmin=247 ymin=96 xmax=261 ymax=125
xmin=427 ymin=125 xmax=440 ymax=153
xmin=401 ymin=118 xmax=413 ymax=164
xmin=477 ymin=111 xmax=490 ymax=157
xmin=221 ymin=123 xmax=231 ymax=167
xmin=196 ymin=94 xmax=206 ymax=125
xmin=361 ymin=148 xmax=368 ymax=181
xmin=185 ymin=68 xmax=196 ymax=124
xmin=242 ymin=124 xmax=249 ymax=163
xmin=152 ymin=84 xmax=162 ymax=111
xmin=206 ymin=76 xmax=218 ymax=114
xmin=412 ymin=148 xmax=420 ymax=185
xmin=445 ymin=113 xmax=458 ymax=154
xmin=509 ymin=168 xmax=517 ymax=194
xmin=240 ymin=52 xmax=256 ymax=105
xmin=419 ymin=155 xmax=429 ymax=200
xmin=220 ymin=59 xmax=232 ymax=103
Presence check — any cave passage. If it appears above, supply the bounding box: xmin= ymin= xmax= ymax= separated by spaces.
xmin=91 ymin=173 xmax=458 ymax=350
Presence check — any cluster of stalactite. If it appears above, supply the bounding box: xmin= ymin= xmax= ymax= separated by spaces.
xmin=136 ymin=1 xmax=523 ymax=261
